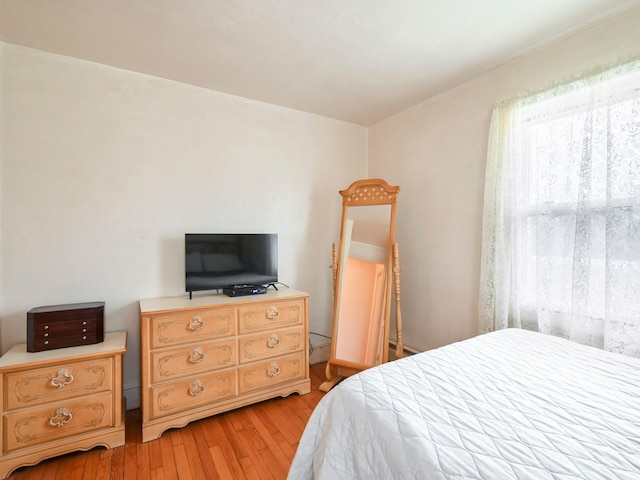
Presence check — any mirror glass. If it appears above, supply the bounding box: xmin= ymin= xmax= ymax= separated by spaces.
xmin=333 ymin=204 xmax=392 ymax=367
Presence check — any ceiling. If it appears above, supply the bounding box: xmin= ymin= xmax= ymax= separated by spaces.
xmin=0 ymin=0 xmax=637 ymax=126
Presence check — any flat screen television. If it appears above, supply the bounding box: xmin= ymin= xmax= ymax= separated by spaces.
xmin=185 ymin=233 xmax=278 ymax=296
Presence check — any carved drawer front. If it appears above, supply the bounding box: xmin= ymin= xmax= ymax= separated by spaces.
xmin=150 ymin=308 xmax=236 ymax=348
xmin=238 ymin=327 xmax=304 ymax=364
xmin=5 ymin=358 xmax=113 ymax=411
xmin=238 ymin=300 xmax=304 ymax=334
xmin=150 ymin=370 xmax=237 ymax=420
xmin=238 ymin=353 xmax=305 ymax=394
xmin=3 ymin=393 xmax=113 ymax=452
xmin=150 ymin=338 xmax=237 ymax=383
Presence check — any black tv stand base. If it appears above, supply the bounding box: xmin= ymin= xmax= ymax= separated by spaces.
xmin=223 ymin=285 xmax=268 ymax=297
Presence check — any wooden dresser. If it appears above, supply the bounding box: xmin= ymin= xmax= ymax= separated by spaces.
xmin=0 ymin=331 xmax=127 ymax=479
xmin=139 ymin=289 xmax=311 ymax=442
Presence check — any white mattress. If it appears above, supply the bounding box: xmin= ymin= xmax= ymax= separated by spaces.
xmin=288 ymin=329 xmax=640 ymax=479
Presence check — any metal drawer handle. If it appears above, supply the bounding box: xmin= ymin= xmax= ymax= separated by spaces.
xmin=267 ymin=362 xmax=280 ymax=377
xmin=266 ymin=335 xmax=280 ymax=348
xmin=187 ymin=315 xmax=205 ymax=331
xmin=189 ymin=347 xmax=206 ymax=364
xmin=49 ymin=408 xmax=73 ymax=427
xmin=51 ymin=369 xmax=74 ymax=388
xmin=266 ymin=307 xmax=280 ymax=321
xmin=189 ymin=380 xmax=205 ymax=396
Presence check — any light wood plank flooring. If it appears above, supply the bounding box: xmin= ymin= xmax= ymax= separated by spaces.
xmin=8 ymin=363 xmax=328 ymax=480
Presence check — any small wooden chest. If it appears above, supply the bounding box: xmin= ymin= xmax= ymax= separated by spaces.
xmin=26 ymin=301 xmax=105 ymax=352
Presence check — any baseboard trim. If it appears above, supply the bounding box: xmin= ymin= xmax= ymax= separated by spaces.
xmin=388 ymin=341 xmax=420 ymax=359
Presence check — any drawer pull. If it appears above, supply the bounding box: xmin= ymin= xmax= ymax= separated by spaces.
xmin=266 ymin=307 xmax=280 ymax=321
xmin=51 ymin=369 xmax=74 ymax=388
xmin=267 ymin=362 xmax=280 ymax=377
xmin=189 ymin=380 xmax=205 ymax=396
xmin=266 ymin=335 xmax=281 ymax=348
xmin=187 ymin=315 xmax=205 ymax=331
xmin=49 ymin=407 xmax=73 ymax=427
xmin=189 ymin=347 xmax=206 ymax=364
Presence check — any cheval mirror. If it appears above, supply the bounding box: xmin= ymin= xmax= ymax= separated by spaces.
xmin=320 ymin=178 xmax=403 ymax=392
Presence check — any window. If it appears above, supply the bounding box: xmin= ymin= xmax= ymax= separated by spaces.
xmin=479 ymin=60 xmax=640 ymax=357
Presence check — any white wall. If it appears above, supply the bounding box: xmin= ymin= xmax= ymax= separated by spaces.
xmin=0 ymin=43 xmax=367 ymax=407
xmin=3 ymin=7 xmax=640 ymax=407
xmin=369 ymin=7 xmax=640 ymax=352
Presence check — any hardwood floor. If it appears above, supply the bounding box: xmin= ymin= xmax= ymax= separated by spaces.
xmin=8 ymin=363 xmax=328 ymax=480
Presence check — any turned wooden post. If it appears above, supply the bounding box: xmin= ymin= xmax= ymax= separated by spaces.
xmin=393 ymin=242 xmax=403 ymax=359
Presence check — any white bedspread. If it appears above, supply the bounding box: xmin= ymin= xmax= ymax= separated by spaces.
xmin=288 ymin=329 xmax=640 ymax=479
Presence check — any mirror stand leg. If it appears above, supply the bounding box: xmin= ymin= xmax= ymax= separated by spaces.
xmin=319 ymin=361 xmax=343 ymax=392
xmin=393 ymin=242 xmax=404 ymax=359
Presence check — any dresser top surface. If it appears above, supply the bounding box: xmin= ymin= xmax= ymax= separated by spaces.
xmin=139 ymin=288 xmax=309 ymax=314
xmin=0 ymin=331 xmax=127 ymax=370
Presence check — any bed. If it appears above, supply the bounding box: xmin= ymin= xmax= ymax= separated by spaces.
xmin=288 ymin=328 xmax=640 ymax=479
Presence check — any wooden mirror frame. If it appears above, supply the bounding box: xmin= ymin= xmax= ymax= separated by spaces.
xmin=320 ymin=179 xmax=402 ymax=392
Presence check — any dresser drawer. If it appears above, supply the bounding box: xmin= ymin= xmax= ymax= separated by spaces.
xmin=238 ymin=300 xmax=304 ymax=334
xmin=151 ymin=338 xmax=236 ymax=383
xmin=29 ymin=333 xmax=102 ymax=352
xmin=30 ymin=318 xmax=99 ymax=335
xmin=150 ymin=308 xmax=236 ymax=348
xmin=3 ymin=392 xmax=113 ymax=452
xmin=238 ymin=326 xmax=304 ymax=364
xmin=5 ymin=358 xmax=113 ymax=411
xmin=150 ymin=370 xmax=237 ymax=419
xmin=238 ymin=353 xmax=305 ymax=394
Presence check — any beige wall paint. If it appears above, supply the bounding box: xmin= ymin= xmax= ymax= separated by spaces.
xmin=368 ymin=7 xmax=640 ymax=352
xmin=0 ymin=43 xmax=367 ymax=407
xmin=2 ymin=6 xmax=640 ymax=409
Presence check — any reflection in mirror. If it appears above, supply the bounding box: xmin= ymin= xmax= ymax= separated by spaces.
xmin=335 ymin=255 xmax=385 ymax=364
xmin=334 ymin=207 xmax=391 ymax=366
xmin=320 ymin=179 xmax=401 ymax=392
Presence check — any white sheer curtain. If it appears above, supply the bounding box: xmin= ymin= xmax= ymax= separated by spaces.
xmin=479 ymin=59 xmax=640 ymax=357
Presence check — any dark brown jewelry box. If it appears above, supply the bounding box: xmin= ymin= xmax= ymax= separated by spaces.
xmin=26 ymin=301 xmax=105 ymax=352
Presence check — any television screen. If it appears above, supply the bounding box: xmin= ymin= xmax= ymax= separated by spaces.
xmin=185 ymin=233 xmax=278 ymax=294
